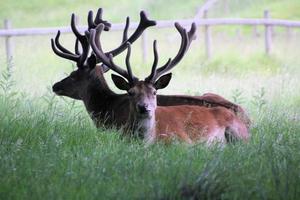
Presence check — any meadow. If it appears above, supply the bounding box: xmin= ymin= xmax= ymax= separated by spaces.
xmin=1 ymin=0 xmax=300 ymax=199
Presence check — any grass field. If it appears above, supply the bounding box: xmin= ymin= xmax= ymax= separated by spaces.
xmin=1 ymin=0 xmax=300 ymax=199
xmin=0 ymin=73 xmax=299 ymax=199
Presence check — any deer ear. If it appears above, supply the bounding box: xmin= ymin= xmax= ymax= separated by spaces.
xmin=154 ymin=73 xmax=172 ymax=89
xmin=111 ymin=74 xmax=130 ymax=91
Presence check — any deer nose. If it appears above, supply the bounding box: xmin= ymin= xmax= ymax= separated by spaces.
xmin=137 ymin=103 xmax=149 ymax=114
xmin=52 ymin=83 xmax=60 ymax=92
xmin=52 ymin=83 xmax=63 ymax=94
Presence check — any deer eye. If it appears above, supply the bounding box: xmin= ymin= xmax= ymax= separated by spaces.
xmin=128 ymin=90 xmax=135 ymax=96
xmin=69 ymin=72 xmax=77 ymax=80
xmin=153 ymin=90 xmax=157 ymax=95
xmin=70 ymin=75 xmax=77 ymax=81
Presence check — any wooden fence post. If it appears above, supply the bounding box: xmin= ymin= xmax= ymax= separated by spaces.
xmin=264 ymin=10 xmax=272 ymax=55
xmin=4 ymin=19 xmax=13 ymax=70
xmin=203 ymin=10 xmax=211 ymax=59
xmin=141 ymin=31 xmax=148 ymax=63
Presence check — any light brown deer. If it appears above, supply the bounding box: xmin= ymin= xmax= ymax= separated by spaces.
xmin=52 ymin=9 xmax=250 ymax=132
xmin=90 ymin=23 xmax=249 ymax=144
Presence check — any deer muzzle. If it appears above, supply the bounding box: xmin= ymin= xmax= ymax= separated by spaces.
xmin=137 ymin=103 xmax=150 ymax=115
xmin=52 ymin=82 xmax=64 ymax=95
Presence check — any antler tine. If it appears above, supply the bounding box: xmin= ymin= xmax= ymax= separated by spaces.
xmin=150 ymin=22 xmax=197 ymax=81
xmin=95 ymin=8 xmax=102 ymax=20
xmin=151 ymin=40 xmax=159 ymax=76
xmin=53 ymin=30 xmax=74 ymax=55
xmin=88 ymin=24 xmax=104 ymax=52
xmin=95 ymin=8 xmax=111 ymax=31
xmin=71 ymin=13 xmax=90 ymax=66
xmin=188 ymin=22 xmax=197 ymax=42
xmin=108 ymin=53 xmax=132 ymax=81
xmin=71 ymin=14 xmax=84 ymax=39
xmin=86 ymin=10 xmax=155 ymax=73
xmin=125 ymin=42 xmax=138 ymax=83
xmin=89 ymin=25 xmax=110 ymax=65
xmin=107 ymin=10 xmax=156 ymax=56
xmin=87 ymin=10 xmax=95 ymax=30
xmin=52 ymin=9 xmax=113 ymax=69
xmin=75 ymin=39 xmax=80 ymax=55
xmin=145 ymin=40 xmax=159 ymax=82
xmin=90 ymin=25 xmax=132 ymax=80
xmin=51 ymin=31 xmax=79 ymax=62
xmin=148 ymin=26 xmax=187 ymax=80
xmin=122 ymin=17 xmax=130 ymax=43
xmin=157 ymin=23 xmax=188 ymax=73
xmin=88 ymin=8 xmax=111 ymax=31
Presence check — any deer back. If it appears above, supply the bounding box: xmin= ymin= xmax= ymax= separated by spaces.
xmin=154 ymin=105 xmax=249 ymax=144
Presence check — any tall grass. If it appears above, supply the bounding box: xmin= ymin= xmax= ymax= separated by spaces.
xmin=0 ymin=64 xmax=299 ymax=199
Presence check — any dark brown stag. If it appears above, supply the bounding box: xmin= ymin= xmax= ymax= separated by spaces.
xmin=91 ymin=24 xmax=249 ymax=144
xmin=52 ymin=9 xmax=156 ymax=125
xmin=52 ymin=9 xmax=250 ymax=130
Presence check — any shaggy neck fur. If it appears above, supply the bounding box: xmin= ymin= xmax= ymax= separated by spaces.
xmin=81 ymin=66 xmax=123 ymax=127
xmin=126 ymin=105 xmax=156 ymax=143
xmin=82 ymin=67 xmax=115 ymax=106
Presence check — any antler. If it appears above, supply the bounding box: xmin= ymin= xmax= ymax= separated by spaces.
xmin=145 ymin=22 xmax=197 ymax=83
xmin=107 ymin=11 xmax=156 ymax=56
xmin=89 ymin=10 xmax=156 ymax=77
xmin=52 ymin=8 xmax=156 ymax=72
xmin=90 ymin=22 xmax=197 ymax=86
xmin=51 ymin=9 xmax=112 ymax=68
xmin=87 ymin=8 xmax=111 ymax=31
xmin=51 ymin=14 xmax=88 ymax=68
xmin=90 ymin=24 xmax=138 ymax=83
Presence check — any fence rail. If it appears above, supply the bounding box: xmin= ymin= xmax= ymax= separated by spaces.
xmin=1 ymin=18 xmax=300 ymax=37
xmin=1 ymin=10 xmax=300 ymax=67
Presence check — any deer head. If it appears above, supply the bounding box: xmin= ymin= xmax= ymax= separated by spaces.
xmin=52 ymin=9 xmax=156 ymax=100
xmin=90 ymin=22 xmax=196 ymax=120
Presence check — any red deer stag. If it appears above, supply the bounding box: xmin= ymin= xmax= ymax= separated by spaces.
xmin=52 ymin=9 xmax=156 ymax=100
xmin=52 ymin=9 xmax=156 ymax=125
xmin=90 ymin=23 xmax=249 ymax=144
xmin=52 ymin=9 xmax=250 ymax=131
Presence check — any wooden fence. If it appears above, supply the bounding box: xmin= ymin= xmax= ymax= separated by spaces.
xmin=1 ymin=10 xmax=300 ymax=68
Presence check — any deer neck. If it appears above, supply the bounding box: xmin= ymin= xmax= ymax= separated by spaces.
xmin=91 ymin=66 xmax=115 ymax=95
xmin=81 ymin=67 xmax=132 ymax=128
xmin=82 ymin=66 xmax=117 ymax=116
xmin=126 ymin=107 xmax=156 ymax=143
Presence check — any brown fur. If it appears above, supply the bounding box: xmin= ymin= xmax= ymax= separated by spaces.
xmin=121 ymin=81 xmax=249 ymax=144
xmin=53 ymin=65 xmax=251 ymax=130
xmin=155 ymin=106 xmax=249 ymax=143
xmin=158 ymin=94 xmax=251 ymax=128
